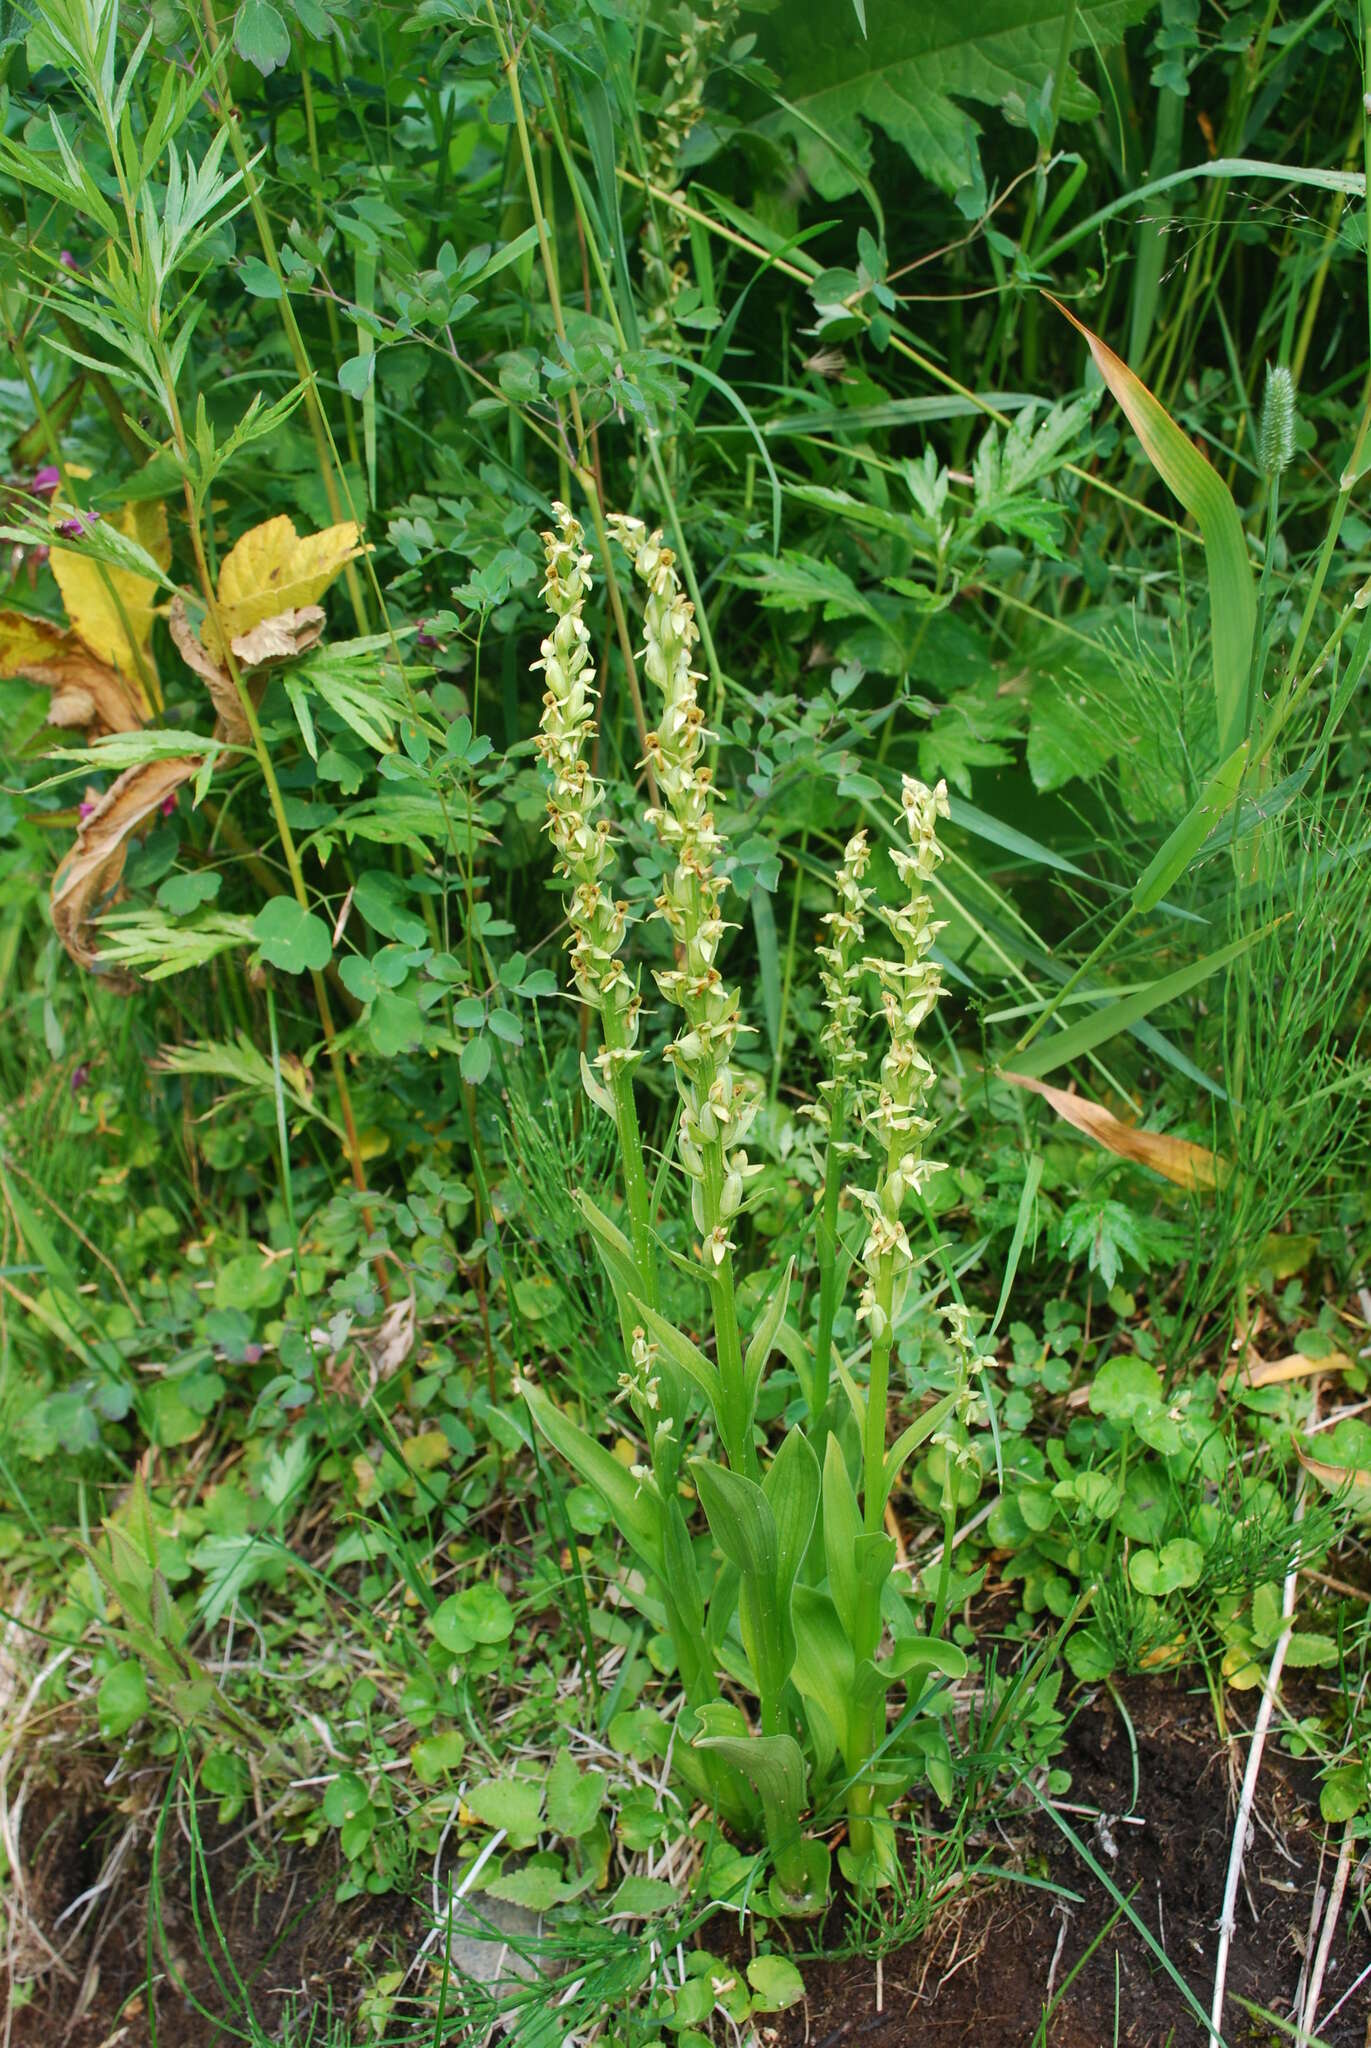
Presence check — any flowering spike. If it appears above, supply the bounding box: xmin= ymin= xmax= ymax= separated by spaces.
xmin=533 ymin=503 xmax=641 ymax=1095
xmin=608 ymin=514 xmax=761 ymax=1260
xmin=852 ymin=777 xmax=950 ymax=1338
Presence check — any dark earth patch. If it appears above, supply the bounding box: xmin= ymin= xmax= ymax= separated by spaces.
xmin=769 ymin=1681 xmax=1371 ymax=2048
xmin=4 ymin=1776 xmax=424 ymax=2047
xmin=6 ymin=1681 xmax=1368 ymax=2045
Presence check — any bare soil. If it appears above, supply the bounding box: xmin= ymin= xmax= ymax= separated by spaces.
xmin=4 ymin=1780 xmax=423 ymax=2047
xmin=769 ymin=1680 xmax=1371 ymax=2048
xmin=6 ymin=1680 xmax=1368 ymax=2046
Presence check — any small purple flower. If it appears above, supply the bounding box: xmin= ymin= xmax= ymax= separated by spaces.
xmin=56 ymin=508 xmax=100 ymax=540
xmin=59 ymin=250 xmax=79 ymax=272
xmin=71 ymin=1063 xmax=90 ymax=1094
xmin=31 ymin=466 xmax=61 ymax=498
xmin=79 ymin=798 xmax=97 ymax=822
xmin=415 ymin=618 xmax=439 ymax=649
xmin=160 ymin=793 xmax=178 ymax=817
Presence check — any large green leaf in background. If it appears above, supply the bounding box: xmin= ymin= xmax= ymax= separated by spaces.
xmin=768 ymin=0 xmax=1155 ymax=202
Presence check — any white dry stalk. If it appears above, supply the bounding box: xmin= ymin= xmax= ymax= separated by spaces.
xmin=1298 ymin=1816 xmax=1356 ymax=2042
xmin=1208 ymin=1479 xmax=1305 ymax=2048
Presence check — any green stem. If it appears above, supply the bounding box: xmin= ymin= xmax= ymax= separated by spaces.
xmin=811 ymin=1125 xmax=845 ymax=1440
xmin=862 ymin=1260 xmax=896 ymax=1536
xmin=601 ymin=998 xmax=658 ymax=1312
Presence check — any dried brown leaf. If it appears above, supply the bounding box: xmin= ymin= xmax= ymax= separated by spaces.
xmin=231 ymin=605 xmax=325 ymax=667
xmin=1003 ymin=1071 xmax=1225 ymax=1190
xmin=168 ymin=594 xmax=250 ymax=745
xmin=1295 ymin=1435 xmax=1371 ymax=1510
xmin=51 ymin=755 xmax=199 ymax=984
xmin=1223 ymin=1350 xmax=1354 ymax=1390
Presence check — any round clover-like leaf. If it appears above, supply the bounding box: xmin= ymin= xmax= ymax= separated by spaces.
xmin=252 ymin=897 xmax=332 ymax=973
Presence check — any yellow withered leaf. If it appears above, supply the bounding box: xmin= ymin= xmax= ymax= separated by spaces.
xmin=50 ymin=498 xmax=170 ymax=710
xmin=204 ymin=515 xmax=364 ymax=658
xmin=0 ymin=608 xmax=145 ymax=736
xmin=1003 ymin=1071 xmax=1225 ymax=1191
xmin=0 ymin=609 xmax=67 ymax=673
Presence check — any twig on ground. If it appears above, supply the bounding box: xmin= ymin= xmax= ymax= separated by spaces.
xmin=1298 ymin=1817 xmax=1356 ymax=2044
xmin=1208 ymin=1480 xmax=1306 ymax=2048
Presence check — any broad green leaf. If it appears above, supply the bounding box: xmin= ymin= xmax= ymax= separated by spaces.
xmin=98 ymin=1658 xmax=148 ymax=1738
xmin=768 ymin=1 xmax=1147 ymax=201
xmin=693 ymin=1718 xmax=808 ymax=1824
xmin=547 ymin=1749 xmax=605 ymax=1839
xmin=631 ymin=1299 xmax=721 ymax=1413
xmin=570 ymin=1187 xmax=646 ymax=1299
xmin=520 ymin=1380 xmax=662 ymax=1570
xmin=693 ymin=1460 xmax=777 ymax=1582
xmin=251 ymin=897 xmax=331 ymax=974
xmin=879 ymin=1635 xmax=968 ymax=1686
xmin=410 ymin=1730 xmax=466 ymax=1783
xmin=747 ymin=1955 xmax=806 ymax=2011
xmin=821 ymin=1435 xmax=862 ymax=1643
xmin=429 ymin=1583 xmax=514 ymax=1653
xmin=484 ymin=1860 xmax=573 ymax=1912
xmin=1006 ymin=925 xmax=1272 ymax=1079
xmin=1051 ymin=299 xmax=1256 ymax=756
xmin=465 ymin=1776 xmax=543 ymax=1849
xmin=762 ymin=1426 xmax=820 ymax=1603
xmin=234 ymin=0 xmax=291 ymax=76
xmin=882 ymin=1389 xmax=960 ymax=1504
xmin=790 ymin=1585 xmax=853 ymax=1755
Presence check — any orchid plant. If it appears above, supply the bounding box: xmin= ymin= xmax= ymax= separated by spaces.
xmin=520 ymin=504 xmax=979 ymax=1911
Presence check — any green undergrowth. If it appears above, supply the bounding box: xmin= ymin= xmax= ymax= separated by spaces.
xmin=2 ymin=0 xmax=1371 ymax=2042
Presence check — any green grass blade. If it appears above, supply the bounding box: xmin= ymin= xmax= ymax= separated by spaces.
xmin=1049 ymin=296 xmax=1256 ymax=756
xmin=1006 ymin=925 xmax=1273 ymax=1079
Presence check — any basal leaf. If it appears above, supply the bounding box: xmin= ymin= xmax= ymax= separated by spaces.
xmin=767 ymin=1 xmax=1149 ymax=203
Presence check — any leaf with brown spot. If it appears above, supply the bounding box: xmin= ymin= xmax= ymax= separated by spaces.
xmin=202 ymin=515 xmax=364 ymax=659
xmin=1003 ymin=1071 xmax=1225 ymax=1189
xmin=52 ymin=755 xmax=199 ymax=984
xmin=231 ymin=604 xmax=325 ymax=667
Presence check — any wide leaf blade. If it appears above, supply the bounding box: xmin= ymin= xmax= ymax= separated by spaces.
xmin=1049 ymin=297 xmax=1255 ymax=755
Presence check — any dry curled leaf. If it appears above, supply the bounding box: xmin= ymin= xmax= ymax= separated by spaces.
xmin=52 ymin=755 xmax=199 ymax=985
xmin=201 ymin=515 xmax=364 ymax=659
xmin=231 ymin=604 xmax=325 ymax=667
xmin=50 ymin=497 xmax=170 ymax=710
xmin=0 ymin=609 xmax=144 ymax=736
xmin=1003 ymin=1071 xmax=1225 ymax=1191
xmin=168 ymin=593 xmax=250 ymax=744
xmin=365 ymin=1294 xmax=416 ymax=1384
